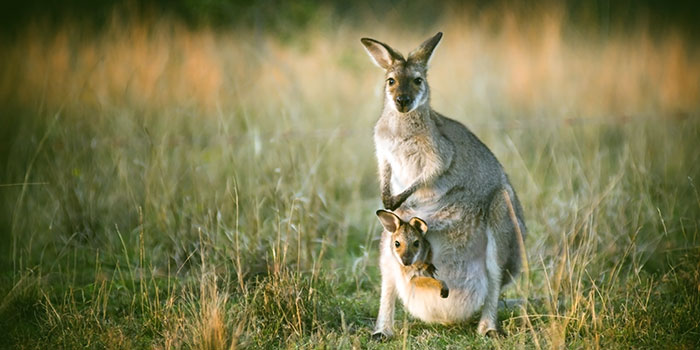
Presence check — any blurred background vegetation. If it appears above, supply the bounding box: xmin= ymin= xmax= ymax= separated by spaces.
xmin=0 ymin=0 xmax=698 ymax=348
xmin=2 ymin=0 xmax=700 ymax=37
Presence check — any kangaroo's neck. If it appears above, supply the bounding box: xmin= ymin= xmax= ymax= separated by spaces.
xmin=380 ymin=103 xmax=435 ymax=137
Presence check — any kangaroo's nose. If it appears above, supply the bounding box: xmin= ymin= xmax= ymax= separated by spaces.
xmin=396 ymin=95 xmax=412 ymax=109
xmin=401 ymin=257 xmax=413 ymax=266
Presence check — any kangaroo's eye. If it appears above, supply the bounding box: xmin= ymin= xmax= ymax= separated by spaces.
xmin=387 ymin=78 xmax=396 ymax=86
xmin=413 ymin=77 xmax=423 ymax=85
xmin=394 ymin=241 xmax=400 ymax=248
xmin=413 ymin=241 xmax=420 ymax=247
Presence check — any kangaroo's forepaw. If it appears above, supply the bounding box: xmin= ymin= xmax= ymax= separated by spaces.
xmin=384 ymin=194 xmax=409 ymax=211
xmin=384 ymin=197 xmax=400 ymax=211
xmin=382 ymin=198 xmax=393 ymax=210
xmin=440 ymin=287 xmax=449 ymax=298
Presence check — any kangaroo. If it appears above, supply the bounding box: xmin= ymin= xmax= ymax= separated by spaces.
xmin=362 ymin=32 xmax=527 ymax=338
xmin=376 ymin=209 xmax=449 ymax=300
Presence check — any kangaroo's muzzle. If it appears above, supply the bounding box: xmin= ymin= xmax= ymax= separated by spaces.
xmin=395 ymin=95 xmax=413 ymax=111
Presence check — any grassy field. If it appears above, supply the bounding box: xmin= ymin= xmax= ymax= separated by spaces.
xmin=1 ymin=4 xmax=699 ymax=349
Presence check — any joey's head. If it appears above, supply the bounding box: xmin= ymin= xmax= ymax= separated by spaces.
xmin=376 ymin=209 xmax=429 ymax=266
xmin=361 ymin=32 xmax=442 ymax=114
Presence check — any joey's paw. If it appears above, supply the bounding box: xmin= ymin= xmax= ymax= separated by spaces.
xmin=371 ymin=330 xmax=393 ymax=341
xmin=440 ymin=287 xmax=449 ymax=298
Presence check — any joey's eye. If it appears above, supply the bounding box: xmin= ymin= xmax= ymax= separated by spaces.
xmin=394 ymin=241 xmax=400 ymax=248
xmin=387 ymin=78 xmax=395 ymax=86
xmin=413 ymin=241 xmax=420 ymax=247
xmin=413 ymin=77 xmax=423 ymax=85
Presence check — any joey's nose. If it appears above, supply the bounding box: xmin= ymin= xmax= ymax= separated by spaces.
xmin=401 ymin=257 xmax=412 ymax=266
xmin=396 ymin=95 xmax=412 ymax=109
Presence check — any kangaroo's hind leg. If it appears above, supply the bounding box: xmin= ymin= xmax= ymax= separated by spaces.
xmin=478 ymin=226 xmax=503 ymax=336
xmin=411 ymin=276 xmax=449 ymax=298
xmin=373 ymin=272 xmax=397 ymax=339
xmin=479 ymin=187 xmax=526 ymax=336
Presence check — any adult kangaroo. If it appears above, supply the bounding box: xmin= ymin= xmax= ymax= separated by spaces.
xmin=361 ymin=32 xmax=527 ymax=338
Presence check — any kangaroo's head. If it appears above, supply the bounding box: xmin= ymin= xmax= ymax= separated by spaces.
xmin=361 ymin=32 xmax=442 ymax=113
xmin=376 ymin=209 xmax=429 ymax=266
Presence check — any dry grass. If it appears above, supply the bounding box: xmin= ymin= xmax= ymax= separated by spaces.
xmin=1 ymin=3 xmax=699 ymax=349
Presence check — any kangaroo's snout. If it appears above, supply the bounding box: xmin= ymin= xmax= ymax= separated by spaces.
xmin=395 ymin=95 xmax=412 ymax=111
xmin=401 ymin=256 xmax=413 ymax=266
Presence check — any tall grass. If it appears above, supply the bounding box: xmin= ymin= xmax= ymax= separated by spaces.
xmin=1 ymin=4 xmax=699 ymax=349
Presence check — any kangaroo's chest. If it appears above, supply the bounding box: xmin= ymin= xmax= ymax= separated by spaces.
xmin=377 ymin=134 xmax=437 ymax=187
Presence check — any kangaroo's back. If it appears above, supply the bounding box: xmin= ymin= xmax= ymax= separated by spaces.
xmin=432 ymin=112 xmax=508 ymax=203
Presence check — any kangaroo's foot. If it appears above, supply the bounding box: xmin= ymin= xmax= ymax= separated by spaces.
xmin=485 ymin=329 xmax=503 ymax=338
xmin=477 ymin=318 xmax=498 ymax=337
xmin=371 ymin=328 xmax=393 ymax=341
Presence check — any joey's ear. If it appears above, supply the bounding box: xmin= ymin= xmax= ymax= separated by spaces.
xmin=408 ymin=217 xmax=428 ymax=234
xmin=408 ymin=32 xmax=443 ymax=66
xmin=360 ymin=38 xmax=403 ymax=69
xmin=376 ymin=209 xmax=401 ymax=233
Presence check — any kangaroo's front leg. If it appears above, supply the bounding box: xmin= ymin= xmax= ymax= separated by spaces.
xmin=373 ymin=273 xmax=397 ymax=339
xmin=387 ymin=139 xmax=455 ymax=210
xmin=389 ymin=181 xmax=420 ymax=211
xmin=411 ymin=276 xmax=449 ymax=298
xmin=379 ymin=160 xmax=396 ymax=210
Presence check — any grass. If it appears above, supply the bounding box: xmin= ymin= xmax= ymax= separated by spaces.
xmin=1 ymin=4 xmax=700 ymax=349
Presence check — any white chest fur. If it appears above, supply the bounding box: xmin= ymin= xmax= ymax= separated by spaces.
xmin=375 ymin=137 xmax=414 ymax=191
xmin=375 ymin=132 xmax=443 ymax=191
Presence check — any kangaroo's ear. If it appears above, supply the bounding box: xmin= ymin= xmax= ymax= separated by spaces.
xmin=408 ymin=32 xmax=443 ymax=66
xmin=408 ymin=217 xmax=428 ymax=234
xmin=360 ymin=38 xmax=403 ymax=70
xmin=376 ymin=209 xmax=401 ymax=233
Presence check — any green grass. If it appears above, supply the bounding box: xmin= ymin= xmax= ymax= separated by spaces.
xmin=1 ymin=7 xmax=700 ymax=349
